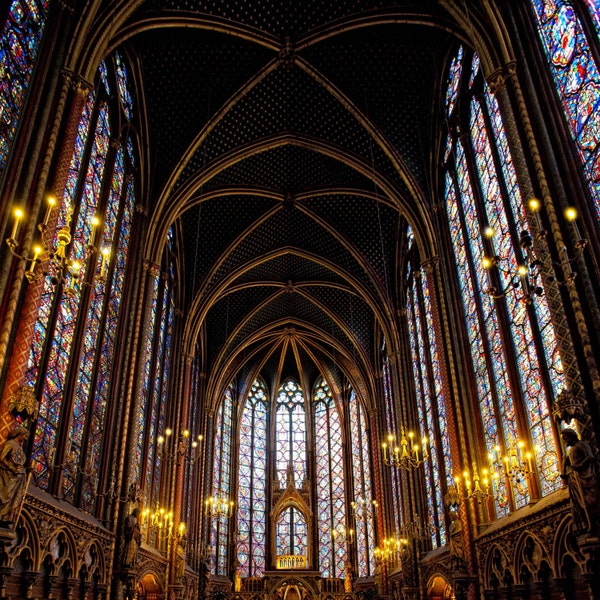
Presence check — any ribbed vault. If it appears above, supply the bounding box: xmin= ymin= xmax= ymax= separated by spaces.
xmin=106 ymin=0 xmax=479 ymax=404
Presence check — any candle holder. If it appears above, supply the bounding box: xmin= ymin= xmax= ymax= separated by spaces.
xmin=5 ymin=198 xmax=109 ymax=289
xmin=381 ymin=427 xmax=428 ymax=470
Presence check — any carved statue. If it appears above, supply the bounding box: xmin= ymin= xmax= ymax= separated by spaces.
xmin=560 ymin=428 xmax=600 ymax=534
xmin=448 ymin=509 xmax=466 ymax=565
xmin=122 ymin=508 xmax=141 ymax=567
xmin=0 ymin=425 xmax=29 ymax=527
xmin=233 ymin=559 xmax=242 ymax=592
xmin=344 ymin=560 xmax=353 ymax=592
xmin=176 ymin=534 xmax=187 ymax=582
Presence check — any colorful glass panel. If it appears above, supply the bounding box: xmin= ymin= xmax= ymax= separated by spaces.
xmin=238 ymin=379 xmax=268 ymax=577
xmin=275 ymin=380 xmax=306 ymax=487
xmin=29 ymin=99 xmax=109 ymax=489
xmin=480 ymin=91 xmax=563 ymax=494
xmin=407 ymin=269 xmax=452 ymax=546
xmin=276 ymin=507 xmax=307 ymax=557
xmin=115 ymin=51 xmax=133 ymax=121
xmin=0 ymin=0 xmax=49 ymax=170
xmin=349 ymin=390 xmax=375 ymax=577
xmin=314 ymin=379 xmax=346 ymax=577
xmin=445 ymin=45 xmax=463 ymax=117
xmin=531 ymin=0 xmax=600 ymax=215
xmin=211 ymin=387 xmax=233 ymax=575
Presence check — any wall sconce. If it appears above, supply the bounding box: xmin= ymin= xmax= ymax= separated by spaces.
xmin=381 ymin=427 xmax=428 ymax=470
xmin=482 ymin=225 xmax=543 ymax=304
xmin=5 ymin=197 xmax=109 ymax=289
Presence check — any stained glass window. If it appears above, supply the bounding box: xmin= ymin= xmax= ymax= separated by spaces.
xmin=275 ymin=379 xmax=306 ymax=487
xmin=276 ymin=507 xmax=308 ymax=557
xmin=443 ymin=45 xmax=562 ymax=516
xmin=530 ymin=0 xmax=600 ymax=216
xmin=238 ymin=379 xmax=269 ymax=577
xmin=314 ymin=378 xmax=346 ymax=578
xmin=349 ymin=390 xmax=375 ymax=577
xmin=211 ymin=386 xmax=234 ymax=576
xmin=382 ymin=356 xmax=403 ymax=537
xmin=407 ymin=268 xmax=452 ymax=546
xmin=29 ymin=97 xmax=110 ymax=488
xmin=24 ymin=55 xmax=139 ymax=511
xmin=0 ymin=0 xmax=49 ymax=172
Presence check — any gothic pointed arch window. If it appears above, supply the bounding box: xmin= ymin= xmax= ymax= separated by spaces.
xmin=137 ymin=228 xmax=176 ymax=525
xmin=529 ymin=0 xmax=600 ymax=215
xmin=313 ymin=377 xmax=346 ymax=578
xmin=405 ymin=227 xmax=453 ymax=547
xmin=348 ymin=390 xmax=375 ymax=577
xmin=211 ymin=384 xmax=234 ymax=575
xmin=443 ymin=46 xmax=563 ymax=516
xmin=381 ymin=348 xmax=404 ymax=541
xmin=25 ymin=52 xmax=139 ymax=511
xmin=0 ymin=0 xmax=49 ymax=173
xmin=238 ymin=378 xmax=269 ymax=577
xmin=275 ymin=379 xmax=307 ymax=487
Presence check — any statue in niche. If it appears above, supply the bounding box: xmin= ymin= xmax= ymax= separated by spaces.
xmin=560 ymin=428 xmax=600 ymax=534
xmin=344 ymin=560 xmax=353 ymax=593
xmin=0 ymin=425 xmax=29 ymax=527
xmin=176 ymin=534 xmax=187 ymax=583
xmin=448 ymin=509 xmax=466 ymax=567
xmin=122 ymin=508 xmax=141 ymax=568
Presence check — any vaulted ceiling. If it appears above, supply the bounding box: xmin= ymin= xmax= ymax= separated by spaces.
xmin=114 ymin=0 xmax=465 ymax=401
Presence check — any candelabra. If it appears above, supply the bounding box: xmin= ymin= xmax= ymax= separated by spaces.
xmin=157 ymin=428 xmax=203 ymax=465
xmin=381 ymin=427 xmax=428 ymax=470
xmin=5 ymin=197 xmax=110 ymax=289
xmin=373 ymin=535 xmax=409 ymax=566
xmin=204 ymin=495 xmax=234 ymax=518
xmin=397 ymin=514 xmax=437 ymax=542
xmin=481 ymin=224 xmax=543 ymax=304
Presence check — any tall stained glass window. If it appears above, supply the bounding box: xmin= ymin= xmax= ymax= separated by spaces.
xmin=0 ymin=0 xmax=49 ymax=172
xmin=211 ymin=386 xmax=234 ymax=575
xmin=26 ymin=55 xmax=139 ymax=507
xmin=443 ymin=46 xmax=563 ymax=515
xmin=276 ymin=507 xmax=308 ymax=558
xmin=382 ymin=344 xmax=404 ymax=539
xmin=314 ymin=378 xmax=346 ymax=578
xmin=530 ymin=0 xmax=600 ymax=216
xmin=238 ymin=379 xmax=269 ymax=577
xmin=275 ymin=379 xmax=306 ymax=487
xmin=349 ymin=390 xmax=375 ymax=577
xmin=406 ymin=257 xmax=452 ymax=547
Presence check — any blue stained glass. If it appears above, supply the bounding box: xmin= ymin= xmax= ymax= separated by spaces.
xmin=584 ymin=0 xmax=600 ymax=36
xmin=211 ymin=386 xmax=234 ymax=575
xmin=276 ymin=380 xmax=306 ymax=486
xmin=314 ymin=379 xmax=346 ymax=577
xmin=115 ymin=51 xmax=133 ymax=121
xmin=0 ymin=0 xmax=49 ymax=170
xmin=531 ymin=0 xmax=600 ymax=216
xmin=349 ymin=391 xmax=375 ymax=577
xmin=30 ymin=99 xmax=109 ymax=489
xmin=445 ymin=45 xmax=463 ymax=116
xmin=237 ymin=379 xmax=268 ymax=577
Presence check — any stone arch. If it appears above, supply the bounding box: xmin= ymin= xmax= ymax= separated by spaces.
xmin=514 ymin=531 xmax=552 ymax=586
xmin=426 ymin=573 xmax=454 ymax=600
xmin=137 ymin=569 xmax=165 ymax=600
xmin=481 ymin=543 xmax=513 ymax=595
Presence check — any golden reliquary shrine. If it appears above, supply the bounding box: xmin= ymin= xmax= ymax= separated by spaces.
xmin=0 ymin=1 xmax=599 ymax=599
